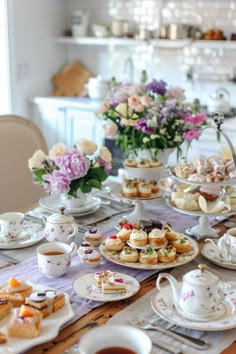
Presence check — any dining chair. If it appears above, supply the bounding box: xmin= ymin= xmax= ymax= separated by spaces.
xmin=0 ymin=115 xmax=48 ymax=213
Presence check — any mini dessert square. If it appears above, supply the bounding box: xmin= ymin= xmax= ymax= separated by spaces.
xmin=0 ymin=277 xmax=32 ymax=306
xmin=94 ymin=270 xmax=114 ymax=288
xmin=25 ymin=290 xmax=65 ymax=318
xmin=102 ymin=276 xmax=127 ymax=294
xmin=8 ymin=304 xmax=42 ymax=338
xmin=0 ymin=299 xmax=12 ymax=320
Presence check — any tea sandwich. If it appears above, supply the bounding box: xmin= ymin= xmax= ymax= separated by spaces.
xmin=101 ymin=276 xmax=127 ymax=294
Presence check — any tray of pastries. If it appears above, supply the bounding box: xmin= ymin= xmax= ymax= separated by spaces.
xmin=171 ymin=154 xmax=236 ymax=186
xmin=99 ymin=220 xmax=199 ymax=270
xmin=115 ymin=178 xmax=162 ymax=200
xmin=0 ymin=277 xmax=74 ymax=354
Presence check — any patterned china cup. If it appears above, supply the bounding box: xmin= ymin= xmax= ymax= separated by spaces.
xmin=37 ymin=241 xmax=77 ymax=277
xmin=205 ymin=227 xmax=236 ymax=263
xmin=156 ymin=264 xmax=227 ymax=321
xmin=0 ymin=212 xmax=24 ymax=240
xmin=44 ymin=207 xmax=78 ymax=244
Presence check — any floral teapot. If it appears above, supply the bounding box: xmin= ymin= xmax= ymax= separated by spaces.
xmin=205 ymin=227 xmax=236 ymax=263
xmin=156 ymin=264 xmax=227 ymax=321
xmin=207 ymin=87 xmax=231 ymax=114
xmin=44 ymin=207 xmax=78 ymax=244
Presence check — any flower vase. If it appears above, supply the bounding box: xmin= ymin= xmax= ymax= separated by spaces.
xmin=60 ymin=190 xmax=87 ymax=209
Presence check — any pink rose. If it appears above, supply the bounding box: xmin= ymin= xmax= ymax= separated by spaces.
xmin=104 ymin=122 xmax=118 ymax=137
xmin=134 ymin=104 xmax=144 ymax=112
xmin=98 ymin=101 xmax=109 ymax=113
xmin=185 ymin=113 xmax=206 ymax=125
xmin=128 ymin=95 xmax=141 ymax=108
xmin=140 ymin=96 xmax=152 ymax=107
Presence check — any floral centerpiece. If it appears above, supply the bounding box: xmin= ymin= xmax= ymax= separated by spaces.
xmin=98 ymin=73 xmax=207 ymax=159
xmin=28 ymin=139 xmax=112 ymax=200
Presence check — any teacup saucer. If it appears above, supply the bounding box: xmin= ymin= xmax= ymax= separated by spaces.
xmin=151 ymin=282 xmax=236 ymax=331
xmin=0 ymin=222 xmax=44 ymax=249
xmin=202 ymin=242 xmax=236 ymax=270
xmin=174 ymin=302 xmax=226 ymax=322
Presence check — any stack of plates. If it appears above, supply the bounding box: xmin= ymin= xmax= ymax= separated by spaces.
xmin=39 ymin=195 xmax=102 ymax=216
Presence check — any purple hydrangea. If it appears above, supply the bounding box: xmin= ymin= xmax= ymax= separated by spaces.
xmin=55 ymin=149 xmax=90 ymax=180
xmin=136 ymin=117 xmax=154 ymax=134
xmin=146 ymin=79 xmax=167 ymax=96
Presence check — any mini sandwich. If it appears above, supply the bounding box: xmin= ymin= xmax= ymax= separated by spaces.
xmin=102 ymin=276 xmax=127 ymax=294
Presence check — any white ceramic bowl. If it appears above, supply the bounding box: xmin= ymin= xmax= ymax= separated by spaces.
xmin=79 ymin=324 xmax=152 ymax=354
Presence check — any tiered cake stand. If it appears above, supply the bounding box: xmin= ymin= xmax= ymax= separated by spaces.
xmin=166 ymin=113 xmax=236 ymax=239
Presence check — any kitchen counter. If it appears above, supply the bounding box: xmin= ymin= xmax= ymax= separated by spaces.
xmin=30 ymin=96 xmax=102 ymax=111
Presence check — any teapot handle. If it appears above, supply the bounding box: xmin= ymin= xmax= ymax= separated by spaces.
xmin=156 ymin=273 xmax=180 ymax=308
xmin=68 ymin=242 xmax=77 ymax=257
xmin=68 ymin=223 xmax=79 ymax=239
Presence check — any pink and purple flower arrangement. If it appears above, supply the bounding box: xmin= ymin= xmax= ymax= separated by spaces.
xmin=98 ymin=74 xmax=207 ymax=157
xmin=28 ymin=139 xmax=112 ymax=197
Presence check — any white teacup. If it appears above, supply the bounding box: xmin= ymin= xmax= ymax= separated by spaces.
xmin=206 ymin=227 xmax=236 ymax=263
xmin=37 ymin=242 xmax=77 ymax=277
xmin=79 ymin=324 xmax=152 ymax=354
xmin=0 ymin=212 xmax=24 ymax=240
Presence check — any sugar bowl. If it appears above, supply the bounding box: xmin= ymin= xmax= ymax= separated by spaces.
xmin=44 ymin=207 xmax=78 ymax=244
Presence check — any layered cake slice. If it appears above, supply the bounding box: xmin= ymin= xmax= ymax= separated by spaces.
xmin=8 ymin=305 xmax=42 ymax=338
xmin=25 ymin=290 xmax=65 ymax=318
xmin=94 ymin=270 xmax=114 ymax=288
xmin=102 ymin=276 xmax=127 ymax=294
xmin=0 ymin=277 xmax=32 ymax=306
xmin=0 ymin=299 xmax=12 ymax=320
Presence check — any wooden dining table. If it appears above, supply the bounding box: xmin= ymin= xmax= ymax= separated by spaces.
xmin=1 ymin=204 xmax=236 ymax=354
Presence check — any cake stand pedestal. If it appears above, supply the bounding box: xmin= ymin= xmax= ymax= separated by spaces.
xmin=121 ymin=200 xmax=151 ymax=224
xmin=185 ymin=215 xmax=219 ymax=239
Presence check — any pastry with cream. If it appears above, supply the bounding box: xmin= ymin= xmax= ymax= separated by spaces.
xmin=122 ymin=180 xmax=138 ymax=197
xmin=148 ymin=228 xmax=166 ymax=246
xmin=80 ymin=248 xmax=102 ymax=266
xmin=172 ymin=235 xmax=192 ymax=253
xmin=129 ymin=229 xmax=148 ymax=246
xmin=84 ymin=228 xmax=103 ymax=246
xmin=139 ymin=247 xmax=158 ymax=265
xmin=0 ymin=298 xmax=12 ymax=320
xmin=0 ymin=277 xmax=32 ymax=307
xmin=105 ymin=235 xmax=125 ymax=251
xmin=138 ymin=182 xmax=152 ymax=198
xmin=162 ymin=225 xmax=180 ymax=241
xmin=158 ymin=245 xmax=176 ymax=263
xmin=120 ymin=246 xmax=139 ymax=263
xmin=116 ymin=223 xmax=133 ymax=241
xmin=77 ymin=241 xmax=95 ymax=256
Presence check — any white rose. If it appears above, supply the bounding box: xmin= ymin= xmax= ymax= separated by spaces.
xmin=116 ymin=102 xmax=128 ymax=117
xmin=49 ymin=143 xmax=67 ymax=159
xmin=75 ymin=139 xmax=98 ymax=155
xmin=143 ymin=137 xmax=150 ymax=143
xmin=99 ymin=147 xmax=112 ymax=162
xmin=28 ymin=150 xmax=46 ymax=170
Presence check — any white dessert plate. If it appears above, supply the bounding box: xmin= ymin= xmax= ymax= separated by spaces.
xmin=166 ymin=198 xmax=236 ymax=217
xmin=99 ymin=235 xmax=198 ymax=270
xmin=73 ymin=272 xmax=140 ymax=302
xmin=126 ymin=240 xmax=167 ymax=250
xmin=0 ymin=222 xmax=44 ymax=249
xmin=39 ymin=194 xmax=101 ymax=216
xmin=151 ymin=281 xmax=236 ymax=331
xmin=201 ymin=241 xmax=236 ymax=270
xmin=0 ymin=280 xmax=74 ymax=354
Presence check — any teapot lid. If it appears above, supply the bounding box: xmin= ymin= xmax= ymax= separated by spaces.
xmin=183 ymin=264 xmax=219 ymax=285
xmin=47 ymin=207 xmax=75 ymax=224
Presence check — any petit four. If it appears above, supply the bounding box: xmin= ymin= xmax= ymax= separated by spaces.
xmin=150 ymin=158 xmax=162 ymax=167
xmin=149 ymin=180 xmax=160 ymax=193
xmin=0 ymin=331 xmax=7 ymax=344
xmin=102 ymin=276 xmax=127 ymax=294
xmin=138 ymin=182 xmax=152 ymax=198
xmin=137 ymin=159 xmax=150 ymax=168
xmin=105 ymin=235 xmax=125 ymax=251
xmin=129 ymin=229 xmax=148 ymax=246
xmin=84 ymin=228 xmax=103 ymax=246
xmin=0 ymin=299 xmax=12 ymax=320
xmin=0 ymin=277 xmax=32 ymax=307
xmin=172 ymin=236 xmax=192 ymax=253
xmin=148 ymin=228 xmax=166 ymax=246
xmin=25 ymin=290 xmax=65 ymax=318
xmin=94 ymin=270 xmax=114 ymax=288
xmin=78 ymin=241 xmax=95 ymax=256
xmin=120 ymin=246 xmax=139 ymax=263
xmin=158 ymin=245 xmax=176 ymax=263
xmin=124 ymin=159 xmax=137 ymax=167
xmin=139 ymin=247 xmax=158 ymax=265
xmin=122 ymin=180 xmax=138 ymax=197
xmin=80 ymin=249 xmax=102 ymax=266
xmin=8 ymin=305 xmax=42 ymax=338
xmin=116 ymin=223 xmax=133 ymax=241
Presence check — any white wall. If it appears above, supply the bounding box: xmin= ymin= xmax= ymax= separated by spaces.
xmin=7 ymin=0 xmax=67 ymax=117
